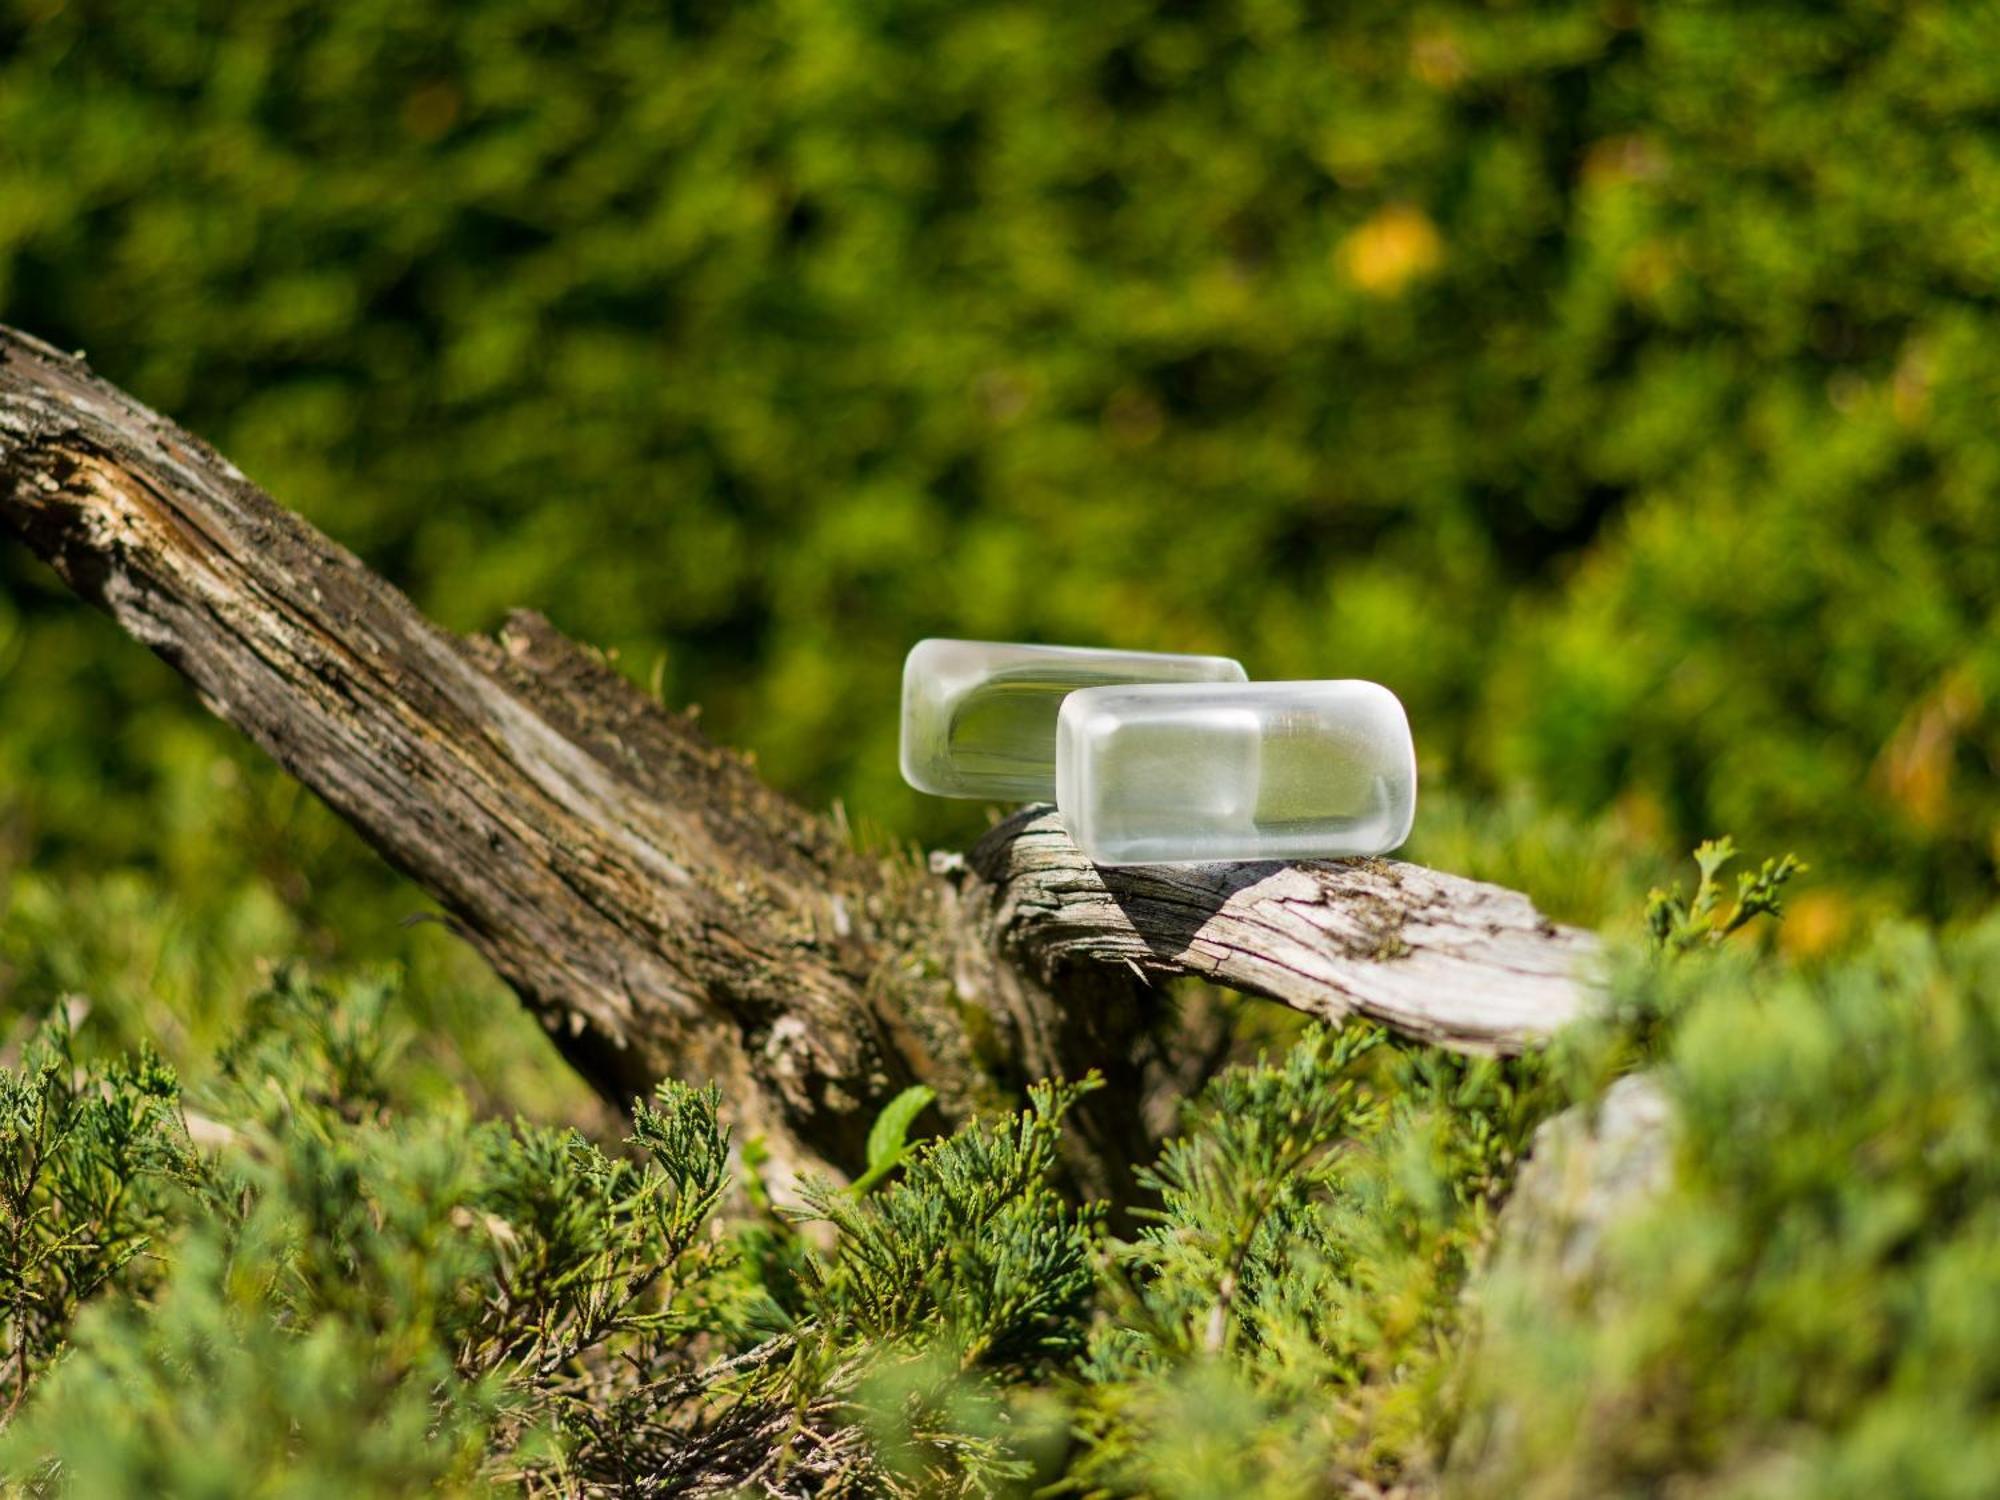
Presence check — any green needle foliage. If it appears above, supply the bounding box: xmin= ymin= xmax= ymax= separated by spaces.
xmin=1 ymin=847 xmax=1996 ymax=1496
xmin=801 ymin=1077 xmax=1102 ymax=1377
xmin=1076 ymin=1023 xmax=1558 ymax=1495
xmin=0 ymin=971 xmax=769 ymax=1495
xmin=0 ymin=3 xmax=1993 ymax=1103
xmin=1646 ymin=837 xmax=1808 ymax=957
xmin=1457 ymin=919 xmax=2000 ymax=1499
xmin=0 ymin=0 xmax=1992 ymax=1490
xmin=0 ymin=1016 xmax=200 ymax=1421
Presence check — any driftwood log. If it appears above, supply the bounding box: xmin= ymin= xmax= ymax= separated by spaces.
xmin=0 ymin=324 xmax=1600 ymax=1203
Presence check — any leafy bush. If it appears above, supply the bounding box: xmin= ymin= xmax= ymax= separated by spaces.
xmin=4 ymin=878 xmax=1989 ymax=1497
xmin=1 ymin=972 xmax=760 ymax=1494
xmin=0 ymin=970 xmax=1112 ymax=1495
xmin=1076 ymin=1023 xmax=1557 ymax=1494
xmin=0 ymin=2 xmax=1992 ymax=1020
xmin=0 ymin=1013 xmax=196 ymax=1418
xmin=1456 ymin=916 xmax=2000 ymax=1499
xmin=2 ymin=1 xmax=1997 ymax=1492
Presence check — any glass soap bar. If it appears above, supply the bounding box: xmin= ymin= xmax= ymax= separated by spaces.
xmin=1055 ymin=680 xmax=1417 ymax=865
xmin=901 ymin=639 xmax=1248 ymax=799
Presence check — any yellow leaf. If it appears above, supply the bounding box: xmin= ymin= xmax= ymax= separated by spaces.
xmin=1874 ymin=669 xmax=1982 ymax=830
xmin=1779 ymin=889 xmax=1850 ymax=960
xmin=1340 ymin=205 xmax=1443 ymax=297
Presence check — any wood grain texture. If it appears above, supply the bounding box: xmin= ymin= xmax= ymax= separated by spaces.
xmin=0 ymin=325 xmax=937 ymax=1192
xmin=966 ymin=808 xmax=1600 ymax=1052
xmin=0 ymin=323 xmax=1601 ymax=1197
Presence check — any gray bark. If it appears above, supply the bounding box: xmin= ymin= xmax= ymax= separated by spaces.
xmin=0 ymin=324 xmax=1602 ymax=1201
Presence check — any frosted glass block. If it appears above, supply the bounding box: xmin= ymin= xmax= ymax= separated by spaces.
xmin=900 ymin=639 xmax=1248 ymax=799
xmin=1056 ymin=680 xmax=1417 ymax=864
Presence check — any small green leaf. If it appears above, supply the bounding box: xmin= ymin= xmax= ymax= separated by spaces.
xmin=851 ymin=1084 xmax=936 ymax=1194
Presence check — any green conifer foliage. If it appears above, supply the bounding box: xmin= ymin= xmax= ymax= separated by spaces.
xmin=800 ymin=1077 xmax=1103 ymax=1377
xmin=1 ymin=885 xmax=1995 ymax=1495
xmin=1457 ymin=918 xmax=2000 ymax=1498
xmin=0 ymin=1014 xmax=201 ymax=1421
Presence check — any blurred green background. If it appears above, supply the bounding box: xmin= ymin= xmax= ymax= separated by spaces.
xmin=1 ymin=0 xmax=1995 ymax=1102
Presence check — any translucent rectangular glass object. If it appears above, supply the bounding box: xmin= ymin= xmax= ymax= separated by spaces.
xmin=1055 ymin=680 xmax=1417 ymax=864
xmin=901 ymin=639 xmax=1248 ymax=799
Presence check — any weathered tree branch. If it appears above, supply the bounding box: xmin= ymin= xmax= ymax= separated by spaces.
xmin=0 ymin=324 xmax=1599 ymax=1200
xmin=966 ymin=808 xmax=1597 ymax=1053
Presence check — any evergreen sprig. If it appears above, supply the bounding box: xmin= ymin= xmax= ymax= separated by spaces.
xmin=0 ymin=1011 xmax=203 ymax=1424
xmin=799 ymin=1076 xmax=1104 ymax=1376
xmin=5 ymin=854 xmax=1991 ymax=1500
xmin=1646 ymin=837 xmax=1807 ymax=956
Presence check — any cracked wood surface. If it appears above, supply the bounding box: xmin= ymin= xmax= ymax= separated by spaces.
xmin=0 ymin=325 xmax=933 ymax=1193
xmin=966 ymin=809 xmax=1600 ymax=1052
xmin=0 ymin=323 xmax=1602 ymax=1197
